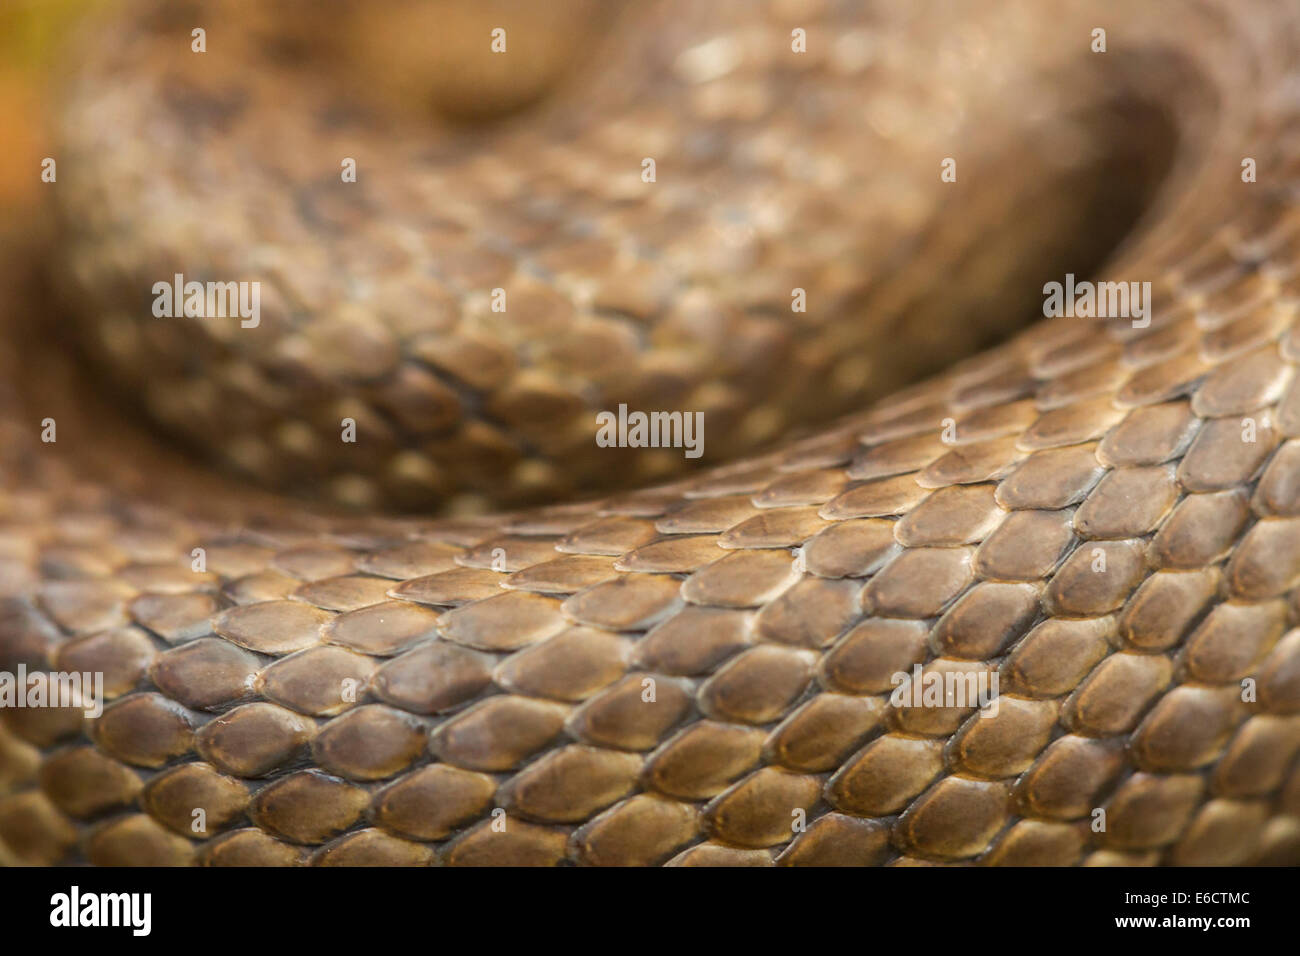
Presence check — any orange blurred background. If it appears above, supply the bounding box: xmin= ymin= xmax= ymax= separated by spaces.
xmin=0 ymin=0 xmax=106 ymax=216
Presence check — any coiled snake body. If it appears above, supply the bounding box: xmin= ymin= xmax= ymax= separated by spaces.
xmin=1 ymin=0 xmax=1300 ymax=865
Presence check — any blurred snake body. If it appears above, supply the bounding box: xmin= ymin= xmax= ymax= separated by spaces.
xmin=1 ymin=0 xmax=1300 ymax=866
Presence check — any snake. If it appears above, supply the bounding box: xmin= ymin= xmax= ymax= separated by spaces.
xmin=0 ymin=0 xmax=1298 ymax=867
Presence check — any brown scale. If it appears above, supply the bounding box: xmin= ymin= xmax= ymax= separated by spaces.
xmin=0 ymin=0 xmax=1299 ymax=867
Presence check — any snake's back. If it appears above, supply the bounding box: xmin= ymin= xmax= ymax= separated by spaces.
xmin=1 ymin=0 xmax=1299 ymax=866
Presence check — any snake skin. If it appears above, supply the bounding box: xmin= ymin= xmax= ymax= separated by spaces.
xmin=1 ymin=0 xmax=1300 ymax=865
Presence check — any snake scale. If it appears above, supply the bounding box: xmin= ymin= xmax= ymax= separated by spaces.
xmin=1 ymin=0 xmax=1299 ymax=866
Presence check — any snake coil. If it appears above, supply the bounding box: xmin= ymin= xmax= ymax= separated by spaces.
xmin=0 ymin=0 xmax=1298 ymax=866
